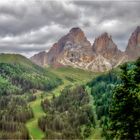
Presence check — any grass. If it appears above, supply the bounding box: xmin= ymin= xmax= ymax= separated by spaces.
xmin=26 ymin=92 xmax=46 ymax=139
xmin=0 ymin=53 xmax=35 ymax=69
xmin=26 ymin=84 xmax=71 ymax=139
xmin=48 ymin=66 xmax=98 ymax=84
xmin=26 ymin=66 xmax=98 ymax=139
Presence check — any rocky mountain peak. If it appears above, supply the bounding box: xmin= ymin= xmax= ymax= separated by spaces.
xmin=100 ymin=32 xmax=111 ymax=39
xmin=126 ymin=26 xmax=140 ymax=59
xmin=135 ymin=26 xmax=140 ymax=32
xmin=69 ymin=27 xmax=83 ymax=33
xmin=127 ymin=26 xmax=140 ymax=48
xmin=69 ymin=27 xmax=85 ymax=39
xmin=92 ymin=32 xmax=119 ymax=57
xmin=68 ymin=27 xmax=89 ymax=46
xmin=43 ymin=27 xmax=92 ymax=66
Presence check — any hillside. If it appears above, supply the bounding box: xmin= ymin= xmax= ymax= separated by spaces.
xmin=0 ymin=53 xmax=62 ymax=139
xmin=0 ymin=54 xmax=61 ymax=94
xmin=87 ymin=59 xmax=140 ymax=139
xmin=0 ymin=54 xmax=36 ymax=69
xmin=1 ymin=53 xmax=140 ymax=139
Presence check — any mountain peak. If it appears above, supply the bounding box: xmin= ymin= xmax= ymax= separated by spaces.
xmin=92 ymin=32 xmax=121 ymax=59
xmin=101 ymin=32 xmax=112 ymax=39
xmin=126 ymin=26 xmax=140 ymax=59
xmin=135 ymin=26 xmax=140 ymax=32
xmin=101 ymin=32 xmax=110 ymax=37
xmin=69 ymin=27 xmax=82 ymax=33
xmin=69 ymin=27 xmax=85 ymax=40
xmin=93 ymin=32 xmax=116 ymax=51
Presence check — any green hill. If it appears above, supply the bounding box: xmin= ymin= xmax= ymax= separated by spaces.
xmin=0 ymin=53 xmax=61 ymax=95
xmin=0 ymin=53 xmax=35 ymax=68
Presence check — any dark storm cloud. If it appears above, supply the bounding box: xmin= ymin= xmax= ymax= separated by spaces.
xmin=0 ymin=0 xmax=140 ymax=57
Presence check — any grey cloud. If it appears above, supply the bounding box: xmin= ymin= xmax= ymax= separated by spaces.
xmin=0 ymin=0 xmax=140 ymax=57
xmin=73 ymin=1 xmax=140 ymax=50
xmin=0 ymin=43 xmax=50 ymax=55
xmin=0 ymin=1 xmax=80 ymax=36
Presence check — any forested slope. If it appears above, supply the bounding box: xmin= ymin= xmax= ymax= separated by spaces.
xmin=88 ymin=58 xmax=140 ymax=139
xmin=0 ymin=54 xmax=61 ymax=139
xmin=0 ymin=54 xmax=61 ymax=95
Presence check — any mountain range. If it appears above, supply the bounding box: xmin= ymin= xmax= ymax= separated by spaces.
xmin=31 ymin=26 xmax=140 ymax=72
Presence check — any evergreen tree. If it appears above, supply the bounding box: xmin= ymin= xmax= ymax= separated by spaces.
xmin=110 ymin=61 xmax=140 ymax=140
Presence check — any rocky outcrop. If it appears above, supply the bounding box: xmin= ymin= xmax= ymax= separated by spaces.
xmin=30 ymin=51 xmax=47 ymax=66
xmin=126 ymin=26 xmax=140 ymax=60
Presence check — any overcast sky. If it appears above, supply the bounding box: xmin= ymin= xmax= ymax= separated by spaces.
xmin=0 ymin=0 xmax=140 ymax=57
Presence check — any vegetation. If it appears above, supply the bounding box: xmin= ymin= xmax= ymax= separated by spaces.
xmin=39 ymin=86 xmax=95 ymax=139
xmin=0 ymin=63 xmax=61 ymax=94
xmin=0 ymin=54 xmax=62 ymax=139
xmin=1 ymin=53 xmax=140 ymax=139
xmin=48 ymin=66 xmax=96 ymax=84
xmin=110 ymin=59 xmax=140 ymax=139
xmin=87 ymin=70 xmax=121 ymax=139
xmin=26 ymin=91 xmax=46 ymax=139
xmin=0 ymin=96 xmax=33 ymax=139
xmin=88 ymin=58 xmax=140 ymax=139
xmin=25 ymin=66 xmax=95 ymax=139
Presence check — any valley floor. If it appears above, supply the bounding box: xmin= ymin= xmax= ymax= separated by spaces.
xmin=26 ymin=67 xmax=99 ymax=139
xmin=26 ymin=91 xmax=45 ymax=139
xmin=26 ymin=82 xmax=71 ymax=139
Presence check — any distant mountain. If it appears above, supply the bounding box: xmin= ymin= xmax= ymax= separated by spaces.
xmin=126 ymin=26 xmax=140 ymax=60
xmin=31 ymin=27 xmax=140 ymax=72
xmin=91 ymin=32 xmax=125 ymax=71
xmin=30 ymin=51 xmax=47 ymax=66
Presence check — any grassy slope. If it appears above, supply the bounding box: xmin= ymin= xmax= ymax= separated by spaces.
xmin=48 ymin=66 xmax=96 ymax=83
xmin=26 ymin=66 xmax=97 ymax=139
xmin=0 ymin=54 xmax=36 ymax=69
xmin=0 ymin=54 xmax=61 ymax=93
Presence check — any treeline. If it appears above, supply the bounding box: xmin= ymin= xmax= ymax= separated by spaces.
xmin=0 ymin=96 xmax=33 ymax=139
xmin=38 ymin=86 xmax=95 ymax=139
xmin=0 ymin=63 xmax=62 ymax=95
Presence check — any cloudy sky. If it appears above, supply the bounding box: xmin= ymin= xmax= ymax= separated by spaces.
xmin=0 ymin=0 xmax=140 ymax=57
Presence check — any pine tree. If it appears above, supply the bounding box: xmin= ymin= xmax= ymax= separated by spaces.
xmin=110 ymin=61 xmax=140 ymax=140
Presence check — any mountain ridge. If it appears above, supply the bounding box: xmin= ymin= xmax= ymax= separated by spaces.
xmin=30 ymin=26 xmax=140 ymax=72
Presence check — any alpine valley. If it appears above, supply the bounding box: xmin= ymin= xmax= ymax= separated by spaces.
xmin=1 ymin=0 xmax=140 ymax=139
xmin=0 ymin=26 xmax=140 ymax=140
